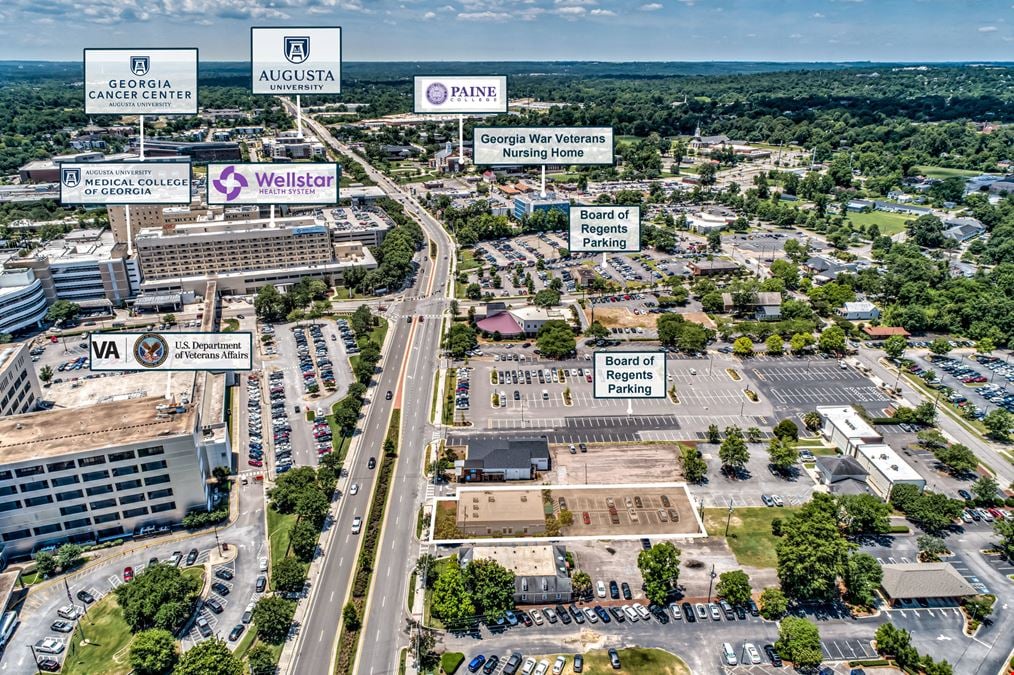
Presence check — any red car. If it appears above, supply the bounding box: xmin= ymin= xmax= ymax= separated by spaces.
xmin=582 ymin=512 xmax=591 ymax=525
xmin=248 ymin=458 xmax=263 ymax=467
xmin=123 ymin=566 xmax=134 ymax=582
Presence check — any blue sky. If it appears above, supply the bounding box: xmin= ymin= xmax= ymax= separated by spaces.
xmin=0 ymin=0 xmax=1012 ymax=61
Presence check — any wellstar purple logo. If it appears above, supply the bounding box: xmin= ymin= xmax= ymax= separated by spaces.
xmin=212 ymin=165 xmax=248 ymax=202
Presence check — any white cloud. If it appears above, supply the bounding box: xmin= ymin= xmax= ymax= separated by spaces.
xmin=789 ymin=32 xmax=802 ymax=39
xmin=457 ymin=10 xmax=510 ymax=21
xmin=555 ymin=0 xmax=597 ymax=4
xmin=423 ymin=10 xmax=436 ymax=19
xmin=978 ymin=25 xmax=998 ymax=32
xmin=555 ymin=5 xmax=586 ymax=16
xmin=640 ymin=2 xmax=662 ymax=10
xmin=590 ymin=8 xmax=615 ymax=15
xmin=812 ymin=12 xmax=825 ymax=18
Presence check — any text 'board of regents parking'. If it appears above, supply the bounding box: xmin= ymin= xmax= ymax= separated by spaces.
xmin=90 ymin=332 xmax=253 ymax=372
xmin=59 ymin=162 xmax=192 ymax=205
xmin=84 ymin=48 xmax=198 ymax=115
xmin=207 ymin=163 xmax=340 ymax=205
xmin=413 ymin=76 xmax=508 ymax=114
xmin=251 ymin=27 xmax=342 ymax=95
xmin=472 ymin=127 xmax=614 ymax=166
xmin=593 ymin=351 xmax=666 ymax=398
xmin=569 ymin=205 xmax=640 ymax=252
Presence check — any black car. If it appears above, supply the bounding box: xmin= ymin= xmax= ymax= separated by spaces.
xmin=386 ymin=390 xmax=393 ymax=400
xmin=256 ymin=575 xmax=267 ymax=593
xmin=148 ymin=556 xmax=159 ymax=568
xmin=640 ymin=538 xmax=651 ymax=551
xmin=569 ymin=604 xmax=585 ymax=624
xmin=621 ymin=582 xmax=631 ymax=600
xmin=609 ymin=580 xmax=620 ymax=599
xmin=367 ymin=457 xmax=376 ymax=469
xmin=594 ymin=605 xmax=611 ymax=623
xmin=205 ymin=598 xmax=224 ymax=614
xmin=748 ymin=599 xmax=760 ymax=616
xmin=503 ymin=654 xmax=523 ymax=675
xmin=518 ymin=611 xmax=533 ymax=627
xmin=482 ymin=656 xmax=500 ymax=674
xmin=214 ymin=568 xmax=234 ymax=581
xmin=211 ymin=582 xmax=231 ymax=596
xmin=682 ymin=602 xmax=696 ymax=623
xmin=735 ymin=605 xmax=747 ymax=620
xmin=228 ymin=624 xmax=246 ymax=642
xmin=38 ymin=659 xmax=61 ymax=672
xmin=649 ymin=604 xmax=669 ymax=624
xmin=574 ymin=655 xmax=584 ymax=673
xmin=50 ymin=620 xmax=74 ymax=633
xmin=608 ymin=606 xmax=625 ymax=622
xmin=555 ymin=604 xmax=572 ymax=624
xmin=958 ymin=489 xmax=972 ymax=501
xmin=76 ymin=590 xmax=95 ymax=604
xmin=764 ymin=644 xmax=783 ymax=667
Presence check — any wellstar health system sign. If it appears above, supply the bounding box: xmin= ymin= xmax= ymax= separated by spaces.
xmin=413 ymin=76 xmax=508 ymax=114
xmin=251 ymin=27 xmax=341 ymax=95
xmin=207 ymin=163 xmax=340 ymax=205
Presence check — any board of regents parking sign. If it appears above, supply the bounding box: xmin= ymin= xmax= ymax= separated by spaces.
xmin=207 ymin=163 xmax=340 ymax=205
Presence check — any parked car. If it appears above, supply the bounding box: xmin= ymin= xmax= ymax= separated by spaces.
xmin=211 ymin=582 xmax=230 ymax=596
xmin=123 ymin=566 xmax=134 ymax=582
xmin=256 ymin=576 xmax=267 ymax=593
xmin=76 ymin=590 xmax=95 ymax=605
xmin=50 ymin=621 xmax=74 ymax=633
xmin=467 ymin=655 xmax=487 ymax=673
xmin=608 ymin=648 xmax=621 ymax=669
xmin=34 ymin=638 xmax=64 ymax=655
xmin=205 ymin=598 xmax=224 ymax=614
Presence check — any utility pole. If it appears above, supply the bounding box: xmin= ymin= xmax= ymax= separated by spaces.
xmin=724 ymin=499 xmax=734 ymax=537
xmin=707 ymin=563 xmax=717 ymax=603
xmin=29 ymin=645 xmax=42 ymax=674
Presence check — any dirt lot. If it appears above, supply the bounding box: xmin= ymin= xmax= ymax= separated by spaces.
xmin=550 ymin=485 xmax=701 ymax=537
xmin=549 ymin=442 xmax=682 ymax=484
xmin=583 ymin=306 xmax=656 ymax=329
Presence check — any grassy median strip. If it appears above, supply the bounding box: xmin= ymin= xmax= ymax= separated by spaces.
xmin=442 ymin=370 xmax=458 ymax=425
xmin=334 ymin=410 xmax=401 ymax=674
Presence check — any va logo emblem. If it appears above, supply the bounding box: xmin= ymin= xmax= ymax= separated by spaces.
xmin=133 ymin=333 xmax=169 ymax=368
xmin=61 ymin=168 xmax=81 ymax=188
xmin=284 ymin=36 xmax=310 ymax=64
xmin=91 ymin=340 xmax=120 ymax=360
xmin=130 ymin=56 xmax=150 ymax=76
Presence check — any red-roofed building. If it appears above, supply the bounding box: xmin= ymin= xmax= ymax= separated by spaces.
xmin=476 ymin=312 xmax=524 ymax=337
xmin=863 ymin=326 xmax=910 ymax=338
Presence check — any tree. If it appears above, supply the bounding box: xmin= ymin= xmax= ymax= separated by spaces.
xmin=983 ymin=409 xmax=1014 ymax=441
xmin=767 ymin=437 xmax=799 ymax=474
xmin=818 ymin=324 xmax=847 ymax=354
xmin=173 ymin=638 xmax=243 ymax=675
xmin=891 ymin=487 xmax=963 ymax=534
xmin=252 ymin=595 xmax=296 ymax=643
xmin=716 ymin=570 xmax=752 ymax=606
xmin=772 ymin=419 xmax=799 ymax=442
xmin=790 ymin=332 xmax=815 ymax=354
xmin=39 ymin=365 xmax=53 ymax=384
xmin=759 ymin=587 xmax=787 ymax=620
xmin=775 ymin=617 xmax=823 ymax=670
xmin=976 ymin=337 xmax=995 ymax=356
xmin=272 ymin=557 xmax=307 ymax=594
xmin=838 ymin=493 xmax=890 ymax=535
xmin=803 ymin=410 xmax=822 ymax=432
xmin=351 ymin=304 xmax=374 ymax=336
xmin=776 ymin=499 xmax=854 ymax=602
xmin=875 ymin=622 xmax=913 ymax=660
xmin=929 ymin=337 xmax=952 ymax=357
xmin=718 ymin=431 xmax=750 ymax=474
xmin=883 ymin=334 xmax=908 ymax=359
xmin=295 ymin=486 xmax=329 ymax=525
xmin=162 ymin=313 xmax=177 ymax=326
xmin=732 ymin=336 xmax=754 ymax=357
xmin=247 ymin=644 xmax=276 ymax=675
xmin=34 ymin=551 xmax=57 ymax=577
xmin=533 ymin=289 xmax=561 ymax=308
xmin=342 ymin=602 xmax=361 ymax=631
xmin=571 ymin=570 xmax=592 ymax=598
xmin=430 ymin=562 xmax=475 ymax=628
xmin=637 ymin=542 xmax=681 ymax=605
xmin=707 ymin=424 xmax=721 ymax=444
xmin=536 ymin=320 xmax=575 ymax=359
xmin=765 ymin=334 xmax=784 ymax=355
xmin=129 ymin=629 xmax=178 ymax=675
xmin=464 ymin=559 xmax=516 ymax=621
xmin=963 ymin=595 xmax=995 ymax=622
xmin=746 ymin=426 xmax=763 ymax=443
xmin=445 ymin=324 xmax=478 ymax=358
xmin=917 ymin=535 xmax=949 ymax=562
xmin=679 ymin=445 xmax=708 ymax=483
xmin=843 ymin=552 xmax=882 ymax=606
xmin=55 ymin=543 xmax=83 ymax=570
xmin=585 ymin=321 xmax=609 ymax=340
xmin=290 ymin=519 xmax=320 ymax=562
xmin=115 ymin=563 xmax=201 ymax=632
xmin=45 ymin=300 xmax=80 ymax=325
xmin=699 ymin=163 xmax=718 ymax=188
xmin=933 ymin=443 xmax=978 ymax=475
xmin=971 ymin=475 xmax=1000 ymax=505
xmin=994 ymin=518 xmax=1014 ymax=561
xmin=465 ymin=282 xmax=482 ymax=300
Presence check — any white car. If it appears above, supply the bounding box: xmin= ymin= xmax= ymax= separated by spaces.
xmin=771 ymin=495 xmax=785 ymax=507
xmin=596 ymin=580 xmax=607 ymax=598
xmin=623 ymin=605 xmax=639 ymax=622
xmin=35 ymin=638 xmax=65 ymax=655
xmin=530 ymin=608 xmax=544 ymax=625
xmin=258 ymin=557 xmax=268 ymax=572
xmin=552 ymin=656 xmax=567 ymax=674
xmin=534 ymin=659 xmax=550 ymax=675
xmin=521 ymin=658 xmax=537 ymax=675
xmin=351 ymin=516 xmax=363 ymax=534
xmin=634 ymin=603 xmax=651 ymax=621
xmin=349 ymin=483 xmax=359 ymax=496
xmin=583 ymin=607 xmax=598 ymax=623
xmin=722 ymin=642 xmax=738 ymax=666
xmin=744 ymin=643 xmax=762 ymax=665
xmin=668 ymin=602 xmax=683 ymax=620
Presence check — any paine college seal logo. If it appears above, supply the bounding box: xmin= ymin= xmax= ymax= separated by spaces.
xmin=426 ymin=82 xmax=448 ymax=106
xmin=133 ymin=333 xmax=169 ymax=369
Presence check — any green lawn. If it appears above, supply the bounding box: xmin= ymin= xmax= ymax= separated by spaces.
xmin=267 ymin=507 xmax=297 ymax=565
xmin=60 ymin=594 xmax=134 ymax=675
xmin=531 ymin=649 xmax=691 ymax=675
xmin=847 ymin=209 xmax=914 ymax=237
xmin=348 ymin=318 xmax=389 ymax=370
xmin=913 ymin=165 xmax=988 ymax=179
xmin=222 ymin=318 xmax=240 ymax=332
xmin=441 ymin=370 xmax=458 ymax=426
xmin=457 ymin=250 xmax=480 ymax=272
xmin=704 ymin=506 xmax=800 ymax=568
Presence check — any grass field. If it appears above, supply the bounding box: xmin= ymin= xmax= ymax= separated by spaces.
xmin=267 ymin=507 xmax=296 ymax=564
xmin=531 ymin=649 xmax=691 ymax=675
xmin=60 ymin=595 xmax=134 ymax=675
xmin=704 ymin=506 xmax=799 ymax=568
xmin=913 ymin=165 xmax=988 ymax=179
xmin=458 ymin=250 xmax=480 ymax=272
xmin=847 ymin=209 xmax=914 ymax=237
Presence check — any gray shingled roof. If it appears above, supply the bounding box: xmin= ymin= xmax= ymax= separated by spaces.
xmin=465 ymin=438 xmax=550 ymax=471
xmin=880 ymin=563 xmax=976 ymax=600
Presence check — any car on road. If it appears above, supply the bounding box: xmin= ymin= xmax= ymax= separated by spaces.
xmin=211 ymin=582 xmax=230 ymax=596
xmin=228 ymin=624 xmax=245 ymax=641
xmin=367 ymin=457 xmax=377 ymax=469
xmin=352 ymin=516 xmax=363 ymax=534
xmin=50 ymin=621 xmax=74 ymax=633
xmin=196 ymin=616 xmax=212 ymax=637
xmin=205 ymin=598 xmax=224 ymax=614
xmin=503 ymin=654 xmax=523 ymax=675
xmin=744 ymin=643 xmax=762 ymax=665
xmin=386 ymin=390 xmax=393 ymax=400
xmin=467 ymin=655 xmax=487 ymax=673
xmin=608 ymin=648 xmax=621 ymax=669
xmin=350 ymin=483 xmax=359 ymax=495
xmin=123 ymin=566 xmax=134 ymax=582
xmin=958 ymin=489 xmax=972 ymax=501
xmin=256 ymin=576 xmax=267 ymax=593
xmin=35 ymin=638 xmax=65 ymax=654
xmin=764 ymin=644 xmax=783 ymax=667
xmin=76 ymin=590 xmax=95 ymax=605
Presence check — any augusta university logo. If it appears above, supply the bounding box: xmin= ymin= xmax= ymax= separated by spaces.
xmin=133 ymin=333 xmax=169 ymax=369
xmin=61 ymin=168 xmax=81 ymax=188
xmin=284 ymin=36 xmax=310 ymax=64
xmin=130 ymin=56 xmax=150 ymax=76
xmin=426 ymin=82 xmax=448 ymax=106
xmin=212 ymin=165 xmax=248 ymax=202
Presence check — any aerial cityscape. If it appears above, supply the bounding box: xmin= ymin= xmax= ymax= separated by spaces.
xmin=0 ymin=3 xmax=1012 ymax=675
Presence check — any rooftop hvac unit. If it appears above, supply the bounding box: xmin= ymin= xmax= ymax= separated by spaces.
xmin=489 ymin=496 xmax=495 ymax=502
xmin=520 ymin=495 xmax=527 ymax=501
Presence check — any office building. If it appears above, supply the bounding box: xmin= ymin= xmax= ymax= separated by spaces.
xmin=513 ymin=193 xmax=570 ymax=220
xmin=451 ymin=438 xmax=551 ymax=482
xmin=816 ymin=406 xmax=883 ymax=454
xmin=459 ymin=545 xmax=573 ymax=604
xmin=852 ymin=444 xmax=925 ymax=500
xmin=0 ymin=270 xmax=48 ymax=336
xmin=0 ymin=343 xmax=41 ymax=418
xmin=454 ymin=489 xmax=546 ymax=536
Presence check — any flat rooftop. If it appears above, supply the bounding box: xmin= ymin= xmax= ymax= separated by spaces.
xmin=0 ymin=395 xmax=195 ymax=464
xmin=37 ymin=229 xmax=118 ymax=263
xmin=469 ymin=545 xmax=562 ymax=577
xmin=45 ymin=368 xmax=196 ymax=411
xmin=0 ymin=343 xmax=27 ymax=377
xmin=856 ymin=444 xmax=924 ymax=483
xmin=456 ymin=490 xmax=545 ymax=524
xmin=818 ymin=405 xmax=881 ymax=440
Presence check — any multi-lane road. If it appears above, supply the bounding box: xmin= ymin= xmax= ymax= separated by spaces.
xmin=279 ymin=99 xmax=454 ymax=674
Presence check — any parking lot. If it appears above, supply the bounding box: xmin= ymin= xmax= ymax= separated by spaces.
xmin=750 ymin=357 xmax=892 ymax=418
xmin=906 ymin=352 xmax=1014 ymax=418
xmin=545 ymin=484 xmax=701 ymax=538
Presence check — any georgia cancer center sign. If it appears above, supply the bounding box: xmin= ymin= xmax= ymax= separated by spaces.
xmin=251 ymin=27 xmax=341 ymax=95
xmin=84 ymin=48 xmax=198 ymax=115
xmin=207 ymin=163 xmax=340 ymax=205
xmin=413 ymin=76 xmax=508 ymax=114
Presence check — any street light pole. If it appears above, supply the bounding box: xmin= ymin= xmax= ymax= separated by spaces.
xmin=707 ymin=563 xmax=717 ymax=603
xmin=724 ymin=499 xmax=734 ymax=537
xmin=29 ymin=645 xmax=41 ymax=674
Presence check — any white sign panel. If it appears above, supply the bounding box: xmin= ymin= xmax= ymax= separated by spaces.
xmin=569 ymin=206 xmax=641 ymax=253
xmin=473 ymin=127 xmax=614 ymax=166
xmin=84 ymin=48 xmax=197 ymax=115
xmin=59 ymin=162 xmax=192 ymax=205
xmin=90 ymin=332 xmax=253 ymax=372
xmin=207 ymin=163 xmax=340 ymax=205
xmin=251 ymin=27 xmax=341 ymax=94
xmin=593 ymin=351 xmax=666 ymax=399
xmin=414 ymin=76 xmax=508 ymax=114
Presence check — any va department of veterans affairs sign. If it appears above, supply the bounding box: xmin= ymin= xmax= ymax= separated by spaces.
xmin=89 ymin=332 xmax=253 ymax=372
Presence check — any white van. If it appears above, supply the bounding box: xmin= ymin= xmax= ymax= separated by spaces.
xmin=722 ymin=642 xmax=738 ymax=666
xmin=0 ymin=611 xmax=19 ymax=649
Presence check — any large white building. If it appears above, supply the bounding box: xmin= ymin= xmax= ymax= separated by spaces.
xmin=817 ymin=406 xmax=883 ymax=454
xmin=0 ymin=269 xmax=48 ymax=335
xmin=0 ymin=343 xmax=41 ymax=418
xmin=853 ymin=444 xmax=926 ymax=499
